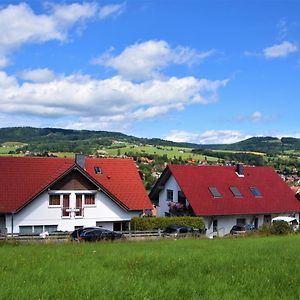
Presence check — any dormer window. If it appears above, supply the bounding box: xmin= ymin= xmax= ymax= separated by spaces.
xmin=230 ymin=186 xmax=243 ymax=198
xmin=250 ymin=187 xmax=262 ymax=197
xmin=209 ymin=187 xmax=222 ymax=198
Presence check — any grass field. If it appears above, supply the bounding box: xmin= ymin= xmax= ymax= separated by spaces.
xmin=105 ymin=144 xmax=219 ymax=162
xmin=1 ymin=236 xmax=300 ymax=299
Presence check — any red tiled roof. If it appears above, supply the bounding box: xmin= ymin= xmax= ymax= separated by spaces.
xmin=85 ymin=158 xmax=151 ymax=210
xmin=0 ymin=156 xmax=151 ymax=213
xmin=167 ymin=164 xmax=300 ymax=216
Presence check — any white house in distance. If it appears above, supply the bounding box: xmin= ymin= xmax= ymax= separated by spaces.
xmin=0 ymin=155 xmax=152 ymax=235
xmin=149 ymin=164 xmax=300 ymax=237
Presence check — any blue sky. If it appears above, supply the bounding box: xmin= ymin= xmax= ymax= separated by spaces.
xmin=0 ymin=1 xmax=299 ymax=144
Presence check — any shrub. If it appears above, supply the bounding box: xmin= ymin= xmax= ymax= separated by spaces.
xmin=270 ymin=221 xmax=293 ymax=235
xmin=130 ymin=216 xmax=205 ymax=231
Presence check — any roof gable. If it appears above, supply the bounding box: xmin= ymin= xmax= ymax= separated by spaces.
xmin=0 ymin=156 xmax=151 ymax=213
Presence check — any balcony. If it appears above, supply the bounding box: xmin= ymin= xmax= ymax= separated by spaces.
xmin=61 ymin=207 xmax=84 ymax=218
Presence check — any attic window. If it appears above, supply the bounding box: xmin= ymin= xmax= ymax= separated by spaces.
xmin=94 ymin=166 xmax=102 ymax=174
xmin=230 ymin=186 xmax=243 ymax=198
xmin=250 ymin=187 xmax=262 ymax=197
xmin=209 ymin=187 xmax=222 ymax=198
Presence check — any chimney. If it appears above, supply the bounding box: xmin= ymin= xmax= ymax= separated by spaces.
xmin=236 ymin=163 xmax=244 ymax=176
xmin=75 ymin=154 xmax=85 ymax=169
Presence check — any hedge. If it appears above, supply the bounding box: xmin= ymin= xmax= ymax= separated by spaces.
xmin=130 ymin=216 xmax=205 ymax=231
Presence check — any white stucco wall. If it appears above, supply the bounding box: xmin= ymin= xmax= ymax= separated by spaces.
xmin=5 ymin=190 xmax=140 ymax=234
xmin=204 ymin=212 xmax=300 ymax=237
xmin=157 ymin=175 xmax=182 ymax=216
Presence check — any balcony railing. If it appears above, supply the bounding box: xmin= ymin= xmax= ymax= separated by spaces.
xmin=61 ymin=207 xmax=84 ymax=218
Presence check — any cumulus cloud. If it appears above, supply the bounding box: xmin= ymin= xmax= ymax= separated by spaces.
xmin=263 ymin=41 xmax=298 ymax=58
xmin=0 ymin=2 xmax=98 ymax=67
xmin=19 ymin=68 xmax=56 ymax=83
xmin=92 ymin=40 xmax=216 ymax=80
xmin=0 ymin=70 xmax=228 ymax=128
xmin=99 ymin=3 xmax=126 ymax=19
xmin=166 ymin=130 xmax=249 ymax=144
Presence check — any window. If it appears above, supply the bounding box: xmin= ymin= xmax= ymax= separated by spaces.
xmin=62 ymin=194 xmax=70 ymax=217
xmin=236 ymin=218 xmax=246 ymax=225
xmin=250 ymin=187 xmax=262 ymax=197
xmin=49 ymin=194 xmax=60 ymax=206
xmin=75 ymin=194 xmax=83 ymax=217
xmin=230 ymin=186 xmax=243 ymax=198
xmin=178 ymin=191 xmax=186 ymax=205
xmin=19 ymin=226 xmax=32 ymax=235
xmin=209 ymin=187 xmax=222 ymax=198
xmin=19 ymin=225 xmax=58 ymax=235
xmin=85 ymin=194 xmax=95 ymax=205
xmin=44 ymin=225 xmax=58 ymax=233
xmin=167 ymin=189 xmax=173 ymax=201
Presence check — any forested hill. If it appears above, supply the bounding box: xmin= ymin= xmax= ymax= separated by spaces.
xmin=0 ymin=127 xmax=300 ymax=154
xmin=0 ymin=127 xmax=200 ymax=152
xmin=196 ymin=136 xmax=300 ymax=153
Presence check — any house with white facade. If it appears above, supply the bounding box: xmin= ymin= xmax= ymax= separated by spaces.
xmin=0 ymin=155 xmax=152 ymax=235
xmin=149 ymin=164 xmax=300 ymax=237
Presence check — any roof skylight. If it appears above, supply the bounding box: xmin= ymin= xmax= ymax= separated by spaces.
xmin=94 ymin=166 xmax=102 ymax=174
xmin=250 ymin=187 xmax=262 ymax=197
xmin=209 ymin=187 xmax=222 ymax=198
xmin=230 ymin=186 xmax=243 ymax=198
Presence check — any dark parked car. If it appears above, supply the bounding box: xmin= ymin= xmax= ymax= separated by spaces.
xmin=72 ymin=228 xmax=123 ymax=242
xmin=70 ymin=227 xmax=100 ymax=241
xmin=163 ymin=224 xmax=199 ymax=238
xmin=230 ymin=224 xmax=256 ymax=235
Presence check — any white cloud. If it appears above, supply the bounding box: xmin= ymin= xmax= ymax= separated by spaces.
xmin=93 ymin=40 xmax=216 ymax=80
xmin=0 ymin=3 xmax=98 ymax=67
xmin=19 ymin=68 xmax=56 ymax=83
xmin=0 ymin=70 xmax=228 ymax=129
xmin=166 ymin=130 xmax=249 ymax=144
xmin=263 ymin=41 xmax=298 ymax=58
xmin=251 ymin=111 xmax=263 ymax=122
xmin=99 ymin=3 xmax=126 ymax=19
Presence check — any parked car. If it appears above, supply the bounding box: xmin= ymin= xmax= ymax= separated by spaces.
xmin=70 ymin=227 xmax=100 ymax=241
xmin=76 ymin=228 xmax=123 ymax=242
xmin=163 ymin=224 xmax=199 ymax=238
xmin=271 ymin=216 xmax=299 ymax=231
xmin=230 ymin=224 xmax=256 ymax=235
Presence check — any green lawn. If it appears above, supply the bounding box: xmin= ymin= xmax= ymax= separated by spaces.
xmin=0 ymin=236 xmax=299 ymax=299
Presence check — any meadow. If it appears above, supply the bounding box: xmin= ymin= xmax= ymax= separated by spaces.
xmin=1 ymin=236 xmax=300 ymax=299
xmin=104 ymin=144 xmax=219 ymax=162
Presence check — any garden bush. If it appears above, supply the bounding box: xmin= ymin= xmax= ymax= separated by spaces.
xmin=258 ymin=222 xmax=294 ymax=236
xmin=270 ymin=221 xmax=293 ymax=235
xmin=130 ymin=216 xmax=205 ymax=231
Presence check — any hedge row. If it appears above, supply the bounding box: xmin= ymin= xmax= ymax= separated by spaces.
xmin=130 ymin=216 xmax=205 ymax=231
